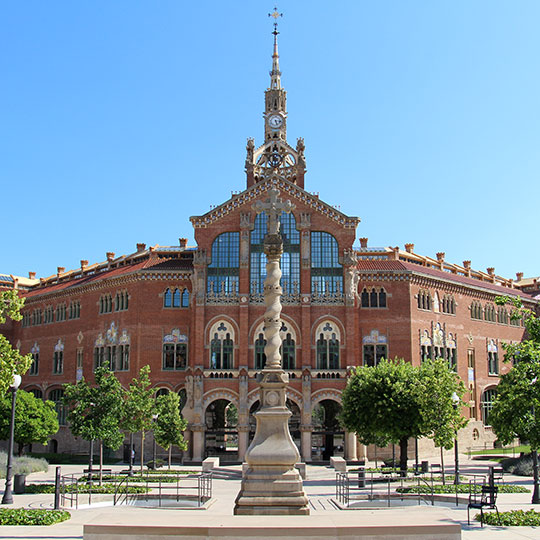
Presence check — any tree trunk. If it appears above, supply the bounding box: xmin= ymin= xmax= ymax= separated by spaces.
xmin=440 ymin=446 xmax=445 ymax=485
xmin=140 ymin=431 xmax=145 ymax=474
xmin=99 ymin=441 xmax=103 ymax=486
xmin=168 ymin=446 xmax=172 ymax=469
xmin=17 ymin=443 xmax=24 ymax=456
xmin=399 ymin=437 xmax=408 ymax=477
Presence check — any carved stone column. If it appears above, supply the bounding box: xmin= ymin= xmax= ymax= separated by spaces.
xmin=234 ymin=188 xmax=309 ymax=515
xmin=345 ymin=431 xmax=358 ymax=461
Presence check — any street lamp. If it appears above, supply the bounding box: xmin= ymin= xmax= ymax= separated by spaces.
xmin=530 ymin=377 xmax=539 ymax=504
xmin=2 ymin=374 xmax=22 ymax=505
xmin=152 ymin=414 xmax=159 ymax=468
xmin=451 ymin=391 xmax=460 ymax=485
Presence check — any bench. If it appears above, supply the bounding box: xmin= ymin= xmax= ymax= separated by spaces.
xmin=202 ymin=457 xmax=220 ymax=472
xmin=330 ymin=456 xmax=347 ymax=472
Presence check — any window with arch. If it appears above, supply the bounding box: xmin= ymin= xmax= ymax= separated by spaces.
xmin=497 ymin=306 xmax=508 ymax=324
xmin=115 ymin=290 xmax=129 ymax=311
xmin=250 ymin=211 xmax=300 ymax=295
xmin=209 ymin=321 xmax=234 ymax=369
xmin=207 ymin=232 xmax=239 ymax=294
xmin=163 ymin=287 xmax=189 ymax=308
xmin=446 ymin=333 xmax=457 ymax=371
xmin=417 ymin=290 xmax=431 ymax=310
xmin=441 ymin=294 xmax=455 ymax=315
xmin=99 ymin=294 xmax=113 ymax=314
xmin=32 ymin=309 xmax=42 ymax=326
xmin=362 ymin=330 xmax=388 ymax=367
xmin=484 ymin=303 xmax=496 ymax=322
xmin=49 ymin=389 xmax=67 ymax=426
xmin=44 ymin=306 xmax=54 ymax=324
xmin=68 ymin=300 xmax=80 ymax=319
xmin=311 ymin=232 xmax=342 ymax=294
xmin=488 ymin=339 xmax=499 ymax=375
xmin=22 ymin=311 xmax=31 ymax=327
xmin=29 ymin=388 xmax=43 ymax=399
xmin=315 ymin=321 xmax=340 ymax=369
xmin=470 ymin=300 xmax=483 ymax=320
xmin=53 ymin=340 xmax=64 ymax=374
xmin=29 ymin=343 xmax=39 ymax=375
xmin=56 ymin=303 xmax=66 ymax=322
xmin=481 ymin=388 xmax=497 ymax=425
xmin=360 ymin=287 xmax=387 ymax=308
xmin=253 ymin=322 xmax=296 ymax=370
xmin=163 ymin=329 xmax=188 ymax=370
xmin=155 ymin=388 xmax=169 ymax=397
xmin=93 ymin=325 xmax=130 ymax=371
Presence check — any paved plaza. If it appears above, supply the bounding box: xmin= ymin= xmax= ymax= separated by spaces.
xmin=1 ymin=456 xmax=540 ymax=539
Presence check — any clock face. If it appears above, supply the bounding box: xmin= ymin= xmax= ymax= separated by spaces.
xmin=267 ymin=114 xmax=283 ymax=129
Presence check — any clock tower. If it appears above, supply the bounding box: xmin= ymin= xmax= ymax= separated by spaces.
xmin=245 ymin=9 xmax=306 ymax=189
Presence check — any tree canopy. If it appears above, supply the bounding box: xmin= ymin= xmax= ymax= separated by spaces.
xmin=0 ymin=290 xmax=32 ymax=394
xmin=0 ymin=389 xmax=59 ymax=455
xmin=63 ymin=367 xmax=125 ymax=451
xmin=490 ymin=296 xmax=540 ymax=451
xmin=341 ymin=357 xmax=467 ymax=472
xmin=154 ymin=392 xmax=188 ymax=468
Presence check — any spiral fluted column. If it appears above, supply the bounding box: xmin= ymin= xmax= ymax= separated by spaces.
xmin=234 ymin=187 xmax=309 ymax=515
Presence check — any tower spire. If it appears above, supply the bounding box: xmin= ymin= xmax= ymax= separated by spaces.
xmin=268 ymin=7 xmax=283 ymax=90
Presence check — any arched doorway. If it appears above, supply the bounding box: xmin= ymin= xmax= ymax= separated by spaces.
xmin=312 ymin=399 xmax=344 ymax=461
xmin=249 ymin=399 xmax=301 ymax=451
xmin=204 ymin=399 xmax=238 ymax=461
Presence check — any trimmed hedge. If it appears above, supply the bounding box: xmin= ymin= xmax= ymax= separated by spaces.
xmin=25 ymin=483 xmax=148 ymax=495
xmin=0 ymin=508 xmax=70 ymax=526
xmin=479 ymin=509 xmax=540 ymax=526
xmin=397 ymin=483 xmax=530 ymax=494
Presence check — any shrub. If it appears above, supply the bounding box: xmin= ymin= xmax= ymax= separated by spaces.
xmin=397 ymin=483 xmax=529 ymax=494
xmin=146 ymin=459 xmax=164 ymax=470
xmin=0 ymin=452 xmax=48 ymax=478
xmin=28 ymin=452 xmax=121 ymax=465
xmin=501 ymin=454 xmax=536 ymax=476
xmin=479 ymin=509 xmax=540 ymax=526
xmin=25 ymin=483 xmax=148 ymax=495
xmin=0 ymin=508 xmax=70 ymax=526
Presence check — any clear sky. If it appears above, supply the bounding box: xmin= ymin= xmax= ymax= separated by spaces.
xmin=2 ymin=1 xmax=539 ymax=280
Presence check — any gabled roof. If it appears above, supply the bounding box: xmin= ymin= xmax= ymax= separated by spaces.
xmin=190 ymin=176 xmax=360 ymax=230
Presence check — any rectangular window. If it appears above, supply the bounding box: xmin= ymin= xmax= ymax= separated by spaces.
xmin=488 ymin=351 xmax=499 ymax=375
xmin=29 ymin=352 xmax=39 ymax=375
xmin=163 ymin=343 xmax=186 ymax=370
xmin=117 ymin=344 xmax=130 ymax=371
xmin=94 ymin=346 xmax=105 ymax=370
xmin=77 ymin=348 xmax=83 ymax=369
xmin=364 ymin=344 xmax=387 ymax=367
xmin=53 ymin=351 xmax=63 ymax=374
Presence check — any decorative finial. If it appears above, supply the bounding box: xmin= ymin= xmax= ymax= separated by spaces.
xmin=268 ymin=7 xmax=283 ymax=35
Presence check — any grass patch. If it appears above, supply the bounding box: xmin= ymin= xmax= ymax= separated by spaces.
xmin=397 ymin=483 xmax=530 ymax=494
xmin=479 ymin=509 xmax=540 ymax=526
xmin=0 ymin=508 xmax=70 ymax=526
xmin=28 ymin=452 xmax=121 ymax=465
xmin=469 ymin=445 xmax=530 ymax=456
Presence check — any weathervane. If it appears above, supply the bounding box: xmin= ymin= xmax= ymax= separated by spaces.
xmin=268 ymin=6 xmax=283 ymax=35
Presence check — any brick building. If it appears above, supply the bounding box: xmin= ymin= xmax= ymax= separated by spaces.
xmin=1 ymin=27 xmax=537 ymax=463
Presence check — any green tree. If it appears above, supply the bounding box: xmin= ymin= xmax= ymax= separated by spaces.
xmin=122 ymin=365 xmax=154 ymax=473
xmin=340 ymin=358 xmax=424 ymax=475
xmin=417 ymin=357 xmax=468 ymax=482
xmin=63 ymin=367 xmax=125 ymax=479
xmin=154 ymin=392 xmax=188 ymax=468
xmin=491 ymin=295 xmax=540 ymax=503
xmin=0 ymin=390 xmax=59 ymax=455
xmin=0 ymin=290 xmax=32 ymax=394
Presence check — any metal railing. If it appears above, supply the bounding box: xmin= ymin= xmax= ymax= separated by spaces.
xmin=59 ymin=470 xmax=213 ymax=509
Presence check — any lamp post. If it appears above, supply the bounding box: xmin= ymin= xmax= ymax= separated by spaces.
xmin=152 ymin=414 xmax=159 ymax=468
xmin=451 ymin=391 xmax=460 ymax=485
xmin=2 ymin=374 xmax=22 ymax=505
xmin=531 ymin=377 xmax=539 ymax=504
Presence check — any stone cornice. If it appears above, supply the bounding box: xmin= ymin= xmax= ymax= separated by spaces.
xmin=22 ymin=270 xmax=192 ymax=305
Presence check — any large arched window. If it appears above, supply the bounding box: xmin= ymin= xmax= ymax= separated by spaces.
xmin=311 ymin=232 xmax=342 ymax=294
xmin=253 ymin=322 xmax=297 ymax=370
xmin=315 ymin=321 xmax=340 ymax=369
xmin=209 ymin=321 xmax=235 ymax=369
xmin=207 ymin=232 xmax=240 ymax=294
xmin=48 ymin=389 xmax=66 ymax=426
xmin=481 ymin=388 xmax=497 ymax=425
xmin=250 ymin=211 xmax=300 ymax=295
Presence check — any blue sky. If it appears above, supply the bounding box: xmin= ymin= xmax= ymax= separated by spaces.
xmin=2 ymin=1 xmax=539 ymax=280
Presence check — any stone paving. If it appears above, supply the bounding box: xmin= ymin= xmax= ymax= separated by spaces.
xmin=1 ymin=456 xmax=540 ymax=539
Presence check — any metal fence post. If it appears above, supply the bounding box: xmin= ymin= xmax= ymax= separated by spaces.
xmin=54 ymin=466 xmax=61 ymax=509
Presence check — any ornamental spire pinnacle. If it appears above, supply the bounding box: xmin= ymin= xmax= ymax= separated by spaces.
xmin=268 ymin=7 xmax=283 ymax=90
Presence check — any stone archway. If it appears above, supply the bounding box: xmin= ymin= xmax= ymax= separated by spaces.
xmin=204 ymin=397 xmax=239 ymax=462
xmin=311 ymin=398 xmax=344 ymax=462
